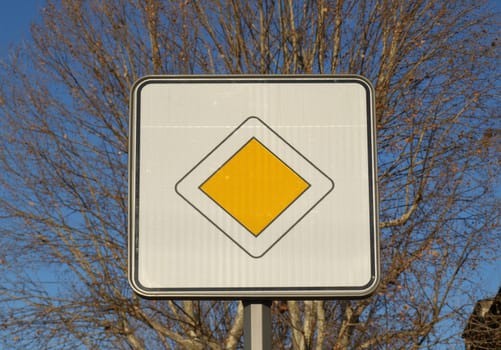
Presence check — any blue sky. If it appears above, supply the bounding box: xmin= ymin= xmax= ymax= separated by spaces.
xmin=1 ymin=0 xmax=499 ymax=299
xmin=0 ymin=0 xmax=44 ymax=58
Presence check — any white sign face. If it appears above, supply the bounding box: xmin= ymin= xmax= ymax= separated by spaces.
xmin=129 ymin=75 xmax=379 ymax=298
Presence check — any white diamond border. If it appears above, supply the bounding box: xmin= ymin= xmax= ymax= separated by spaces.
xmin=175 ymin=117 xmax=334 ymax=258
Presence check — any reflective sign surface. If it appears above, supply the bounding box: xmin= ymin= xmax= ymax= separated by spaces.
xmin=129 ymin=76 xmax=379 ymax=298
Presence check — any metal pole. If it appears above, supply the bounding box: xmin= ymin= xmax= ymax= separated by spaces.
xmin=243 ymin=300 xmax=272 ymax=350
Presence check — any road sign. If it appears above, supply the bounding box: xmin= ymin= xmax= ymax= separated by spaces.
xmin=129 ymin=75 xmax=379 ymax=298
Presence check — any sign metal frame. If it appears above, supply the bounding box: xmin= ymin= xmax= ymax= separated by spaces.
xmin=129 ymin=75 xmax=379 ymax=299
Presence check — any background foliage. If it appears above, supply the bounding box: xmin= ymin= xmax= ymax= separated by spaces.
xmin=0 ymin=0 xmax=499 ymax=348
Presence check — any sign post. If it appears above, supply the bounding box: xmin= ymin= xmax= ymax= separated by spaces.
xmin=129 ymin=75 xmax=379 ymax=299
xmin=243 ymin=300 xmax=272 ymax=350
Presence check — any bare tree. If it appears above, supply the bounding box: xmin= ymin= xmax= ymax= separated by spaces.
xmin=0 ymin=0 xmax=499 ymax=349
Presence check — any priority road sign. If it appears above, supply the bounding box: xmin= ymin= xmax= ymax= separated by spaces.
xmin=129 ymin=75 xmax=379 ymax=298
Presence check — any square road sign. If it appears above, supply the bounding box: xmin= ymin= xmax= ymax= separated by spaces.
xmin=129 ymin=75 xmax=379 ymax=298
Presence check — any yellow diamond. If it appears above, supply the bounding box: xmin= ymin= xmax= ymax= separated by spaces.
xmin=200 ymin=138 xmax=310 ymax=236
